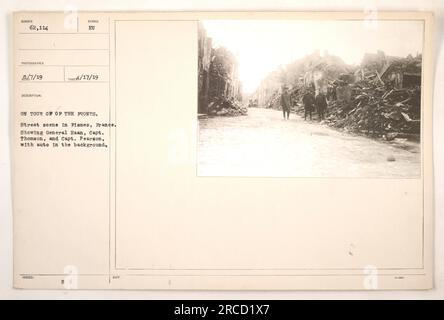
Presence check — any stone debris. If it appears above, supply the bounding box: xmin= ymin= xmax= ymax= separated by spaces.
xmin=324 ymin=81 xmax=421 ymax=138
xmin=208 ymin=97 xmax=248 ymax=117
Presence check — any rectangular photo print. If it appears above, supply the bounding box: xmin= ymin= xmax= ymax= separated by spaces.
xmin=197 ymin=19 xmax=423 ymax=178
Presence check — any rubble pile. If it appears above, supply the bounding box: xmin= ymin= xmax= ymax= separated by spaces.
xmin=207 ymin=97 xmax=248 ymax=117
xmin=325 ymin=81 xmax=421 ymax=138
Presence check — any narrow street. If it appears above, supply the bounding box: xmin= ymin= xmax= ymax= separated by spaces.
xmin=198 ymin=108 xmax=421 ymax=177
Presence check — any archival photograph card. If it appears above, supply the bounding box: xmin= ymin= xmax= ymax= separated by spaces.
xmin=12 ymin=11 xmax=434 ymax=290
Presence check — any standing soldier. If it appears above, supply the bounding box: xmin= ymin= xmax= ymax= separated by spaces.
xmin=281 ymin=85 xmax=292 ymax=120
xmin=315 ymin=91 xmax=328 ymax=121
xmin=302 ymin=88 xmax=315 ymax=121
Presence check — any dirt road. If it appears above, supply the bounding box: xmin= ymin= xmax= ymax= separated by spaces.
xmin=197 ymin=108 xmax=421 ymax=178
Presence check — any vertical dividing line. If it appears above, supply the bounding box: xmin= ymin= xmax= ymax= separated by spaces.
xmin=421 ymin=18 xmax=425 ymax=270
xmin=114 ymin=20 xmax=117 ymax=271
xmin=108 ymin=17 xmax=111 ymax=284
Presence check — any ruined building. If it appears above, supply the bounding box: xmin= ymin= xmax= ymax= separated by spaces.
xmin=198 ymin=23 xmax=242 ymax=114
xmin=356 ymin=50 xmax=422 ymax=89
xmin=252 ymin=51 xmax=351 ymax=109
xmin=198 ymin=23 xmax=212 ymax=114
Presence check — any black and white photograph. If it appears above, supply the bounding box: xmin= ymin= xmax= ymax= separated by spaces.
xmin=3 ymin=6 xmax=439 ymax=297
xmin=197 ymin=20 xmax=423 ymax=177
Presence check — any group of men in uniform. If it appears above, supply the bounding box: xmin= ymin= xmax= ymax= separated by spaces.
xmin=280 ymin=85 xmax=328 ymax=121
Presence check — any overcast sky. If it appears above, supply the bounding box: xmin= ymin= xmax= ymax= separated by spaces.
xmin=202 ymin=20 xmax=424 ymax=94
